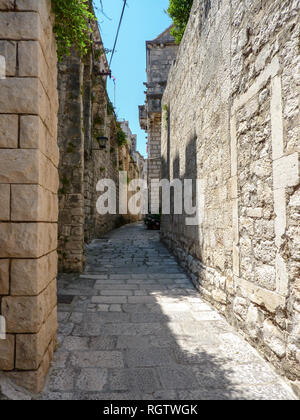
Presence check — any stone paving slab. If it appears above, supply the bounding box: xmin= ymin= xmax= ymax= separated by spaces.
xmin=39 ymin=223 xmax=297 ymax=400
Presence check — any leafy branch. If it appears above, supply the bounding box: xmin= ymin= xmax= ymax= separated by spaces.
xmin=167 ymin=0 xmax=193 ymax=44
xmin=51 ymin=0 xmax=96 ymax=60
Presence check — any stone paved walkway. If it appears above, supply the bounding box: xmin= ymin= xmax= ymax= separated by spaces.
xmin=40 ymin=223 xmax=296 ymax=400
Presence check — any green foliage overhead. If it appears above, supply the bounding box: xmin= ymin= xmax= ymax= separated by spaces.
xmin=167 ymin=0 xmax=194 ymax=44
xmin=51 ymin=0 xmax=96 ymax=60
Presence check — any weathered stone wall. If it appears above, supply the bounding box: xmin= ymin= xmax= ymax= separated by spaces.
xmin=147 ymin=115 xmax=163 ymax=212
xmin=83 ymin=20 xmax=123 ymax=241
xmin=161 ymin=0 xmax=300 ymax=394
xmin=58 ymin=21 xmax=142 ymax=272
xmin=0 ymin=0 xmax=58 ymax=392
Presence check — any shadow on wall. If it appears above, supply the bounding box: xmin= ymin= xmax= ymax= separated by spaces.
xmin=161 ymin=134 xmax=203 ymax=262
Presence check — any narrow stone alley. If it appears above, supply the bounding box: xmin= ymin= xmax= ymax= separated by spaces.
xmin=38 ymin=223 xmax=296 ymax=400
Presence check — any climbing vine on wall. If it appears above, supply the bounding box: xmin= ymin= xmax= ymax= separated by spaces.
xmin=51 ymin=0 xmax=96 ymax=60
xmin=167 ymin=0 xmax=194 ymax=44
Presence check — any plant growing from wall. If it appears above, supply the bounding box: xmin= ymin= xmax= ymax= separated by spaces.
xmin=116 ymin=127 xmax=127 ymax=147
xmin=51 ymin=0 xmax=96 ymax=60
xmin=167 ymin=0 xmax=193 ymax=44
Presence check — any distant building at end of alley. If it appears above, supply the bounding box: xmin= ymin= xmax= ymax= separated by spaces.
xmin=139 ymin=26 xmax=178 ymax=213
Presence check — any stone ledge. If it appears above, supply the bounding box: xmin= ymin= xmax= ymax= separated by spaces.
xmin=235 ymin=276 xmax=286 ymax=314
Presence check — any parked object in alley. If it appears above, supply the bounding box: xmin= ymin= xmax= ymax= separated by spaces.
xmin=139 ymin=26 xmax=178 ymax=212
xmin=144 ymin=214 xmax=161 ymax=230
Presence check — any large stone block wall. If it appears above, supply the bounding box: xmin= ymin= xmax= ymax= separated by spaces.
xmin=0 ymin=0 xmax=58 ymax=392
xmin=161 ymin=0 xmax=300 ymax=394
xmin=85 ymin=56 xmax=122 ymax=239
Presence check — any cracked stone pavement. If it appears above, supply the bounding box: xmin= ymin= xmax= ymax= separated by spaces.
xmin=39 ymin=223 xmax=296 ymax=400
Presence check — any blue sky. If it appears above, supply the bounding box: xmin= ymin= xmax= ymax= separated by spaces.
xmin=95 ymin=0 xmax=172 ymax=158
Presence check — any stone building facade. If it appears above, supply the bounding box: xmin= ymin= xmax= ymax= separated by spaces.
xmin=139 ymin=26 xmax=178 ymax=212
xmin=0 ymin=0 xmax=58 ymax=392
xmin=58 ymin=24 xmax=141 ymax=272
xmin=161 ymin=0 xmax=300 ymax=394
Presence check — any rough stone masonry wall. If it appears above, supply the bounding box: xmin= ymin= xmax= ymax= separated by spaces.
xmin=119 ymin=141 xmax=140 ymax=224
xmin=86 ymin=75 xmax=122 ymax=239
xmin=0 ymin=0 xmax=58 ymax=392
xmin=57 ymin=37 xmax=119 ymax=271
xmin=161 ymin=0 xmax=300 ymax=394
xmin=58 ymin=23 xmax=141 ymax=272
